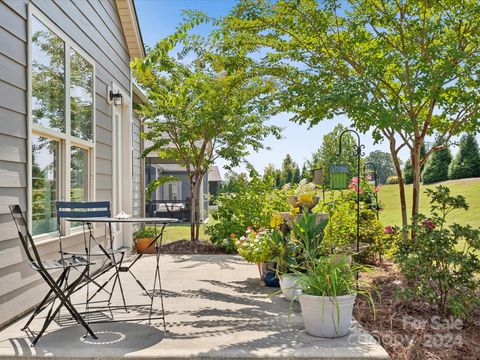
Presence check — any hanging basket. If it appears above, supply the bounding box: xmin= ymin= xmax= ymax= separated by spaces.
xmin=330 ymin=164 xmax=349 ymax=190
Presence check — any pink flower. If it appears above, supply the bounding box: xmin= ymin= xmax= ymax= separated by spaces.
xmin=351 ymin=177 xmax=359 ymax=184
xmin=384 ymin=226 xmax=394 ymax=235
xmin=366 ymin=175 xmax=372 ymax=181
xmin=421 ymin=219 xmax=436 ymax=231
xmin=374 ymin=186 xmax=380 ymax=193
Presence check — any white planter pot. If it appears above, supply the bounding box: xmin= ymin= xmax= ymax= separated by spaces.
xmin=299 ymin=293 xmax=356 ymax=338
xmin=279 ymin=274 xmax=302 ymax=301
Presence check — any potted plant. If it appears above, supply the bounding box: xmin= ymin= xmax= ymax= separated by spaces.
xmin=287 ymin=179 xmax=319 ymax=212
xmin=296 ymin=255 xmax=374 ymax=338
xmin=268 ymin=229 xmax=301 ymax=301
xmin=234 ymin=227 xmax=273 ymax=280
xmin=133 ymin=227 xmax=157 ymax=254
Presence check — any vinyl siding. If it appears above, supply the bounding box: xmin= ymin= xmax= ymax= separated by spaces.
xmin=132 ymin=111 xmax=143 ymax=217
xmin=0 ymin=0 xmax=132 ymax=327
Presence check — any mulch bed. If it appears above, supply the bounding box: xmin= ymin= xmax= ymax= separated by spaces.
xmin=158 ymin=239 xmax=229 ymax=254
xmin=354 ymin=261 xmax=480 ymax=360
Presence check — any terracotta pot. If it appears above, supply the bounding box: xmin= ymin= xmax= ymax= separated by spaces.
xmin=135 ymin=237 xmax=156 ymax=254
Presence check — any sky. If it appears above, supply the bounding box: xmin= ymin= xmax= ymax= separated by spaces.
xmin=134 ymin=0 xmax=469 ymax=178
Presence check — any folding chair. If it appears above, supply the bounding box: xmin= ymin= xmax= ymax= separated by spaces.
xmin=9 ymin=205 xmax=97 ymax=346
xmin=56 ymin=202 xmax=129 ymax=311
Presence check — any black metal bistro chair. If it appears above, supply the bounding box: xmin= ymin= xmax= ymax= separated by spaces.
xmin=9 ymin=205 xmax=97 ymax=346
xmin=56 ymin=201 xmax=129 ymax=311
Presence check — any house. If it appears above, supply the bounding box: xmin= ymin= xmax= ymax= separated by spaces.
xmin=144 ymin=158 xmax=210 ymax=221
xmin=0 ymin=0 xmax=146 ymax=327
xmin=208 ymin=165 xmax=223 ymax=201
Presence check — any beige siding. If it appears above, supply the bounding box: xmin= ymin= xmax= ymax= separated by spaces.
xmin=0 ymin=0 xmax=132 ymax=327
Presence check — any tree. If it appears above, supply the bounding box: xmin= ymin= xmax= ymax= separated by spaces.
xmin=280 ymin=154 xmax=300 ymax=186
xmin=364 ymin=150 xmax=396 ymax=185
xmin=205 ymin=0 xmax=480 ymax=232
xmin=133 ymin=39 xmax=281 ymax=241
xmin=422 ymin=139 xmax=452 ymax=184
xmin=448 ymin=133 xmax=480 ymax=180
xmin=305 ymin=124 xmax=358 ymax=188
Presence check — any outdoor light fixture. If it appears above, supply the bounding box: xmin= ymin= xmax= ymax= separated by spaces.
xmin=109 ymin=90 xmax=123 ymax=106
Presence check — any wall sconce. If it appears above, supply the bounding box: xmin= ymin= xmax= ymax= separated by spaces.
xmin=109 ymin=90 xmax=123 ymax=106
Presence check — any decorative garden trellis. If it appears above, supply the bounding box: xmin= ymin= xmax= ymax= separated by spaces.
xmin=336 ymin=129 xmax=365 ymax=256
xmin=363 ymin=162 xmax=379 ymax=219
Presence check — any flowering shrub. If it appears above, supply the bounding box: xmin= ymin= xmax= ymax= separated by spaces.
xmin=396 ymin=186 xmax=480 ymax=318
xmin=234 ymin=228 xmax=273 ymax=264
xmin=347 ymin=176 xmax=382 ymax=212
xmin=207 ymin=169 xmax=290 ymax=252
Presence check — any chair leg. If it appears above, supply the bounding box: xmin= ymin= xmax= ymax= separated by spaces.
xmin=32 ymin=268 xmax=97 ymax=346
xmin=22 ymin=269 xmax=68 ymax=331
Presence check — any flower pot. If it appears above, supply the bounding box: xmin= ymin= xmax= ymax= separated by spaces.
xmin=279 ymin=274 xmax=302 ymax=301
xmin=135 ymin=237 xmax=156 ymax=254
xmin=299 ymin=293 xmax=356 ymax=338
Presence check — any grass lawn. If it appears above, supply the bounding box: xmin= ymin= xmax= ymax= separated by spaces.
xmin=148 ymin=224 xmax=209 ymax=244
xmin=379 ymin=178 xmax=480 ymax=227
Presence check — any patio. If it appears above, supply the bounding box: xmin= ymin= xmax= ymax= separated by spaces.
xmin=0 ymin=254 xmax=389 ymax=359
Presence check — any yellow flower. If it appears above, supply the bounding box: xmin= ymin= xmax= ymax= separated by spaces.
xmin=298 ymin=193 xmax=313 ymax=206
xmin=270 ymin=212 xmax=283 ymax=228
xmin=290 ymin=207 xmax=300 ymax=215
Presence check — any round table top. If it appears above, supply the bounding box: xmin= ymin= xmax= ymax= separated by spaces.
xmin=64 ymin=217 xmax=179 ymax=224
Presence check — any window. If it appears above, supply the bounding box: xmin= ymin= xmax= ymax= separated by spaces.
xmin=31 ymin=136 xmax=60 ymax=235
xmin=30 ymin=14 xmax=95 ymax=236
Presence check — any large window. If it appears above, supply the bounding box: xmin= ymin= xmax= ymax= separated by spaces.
xmin=31 ymin=14 xmax=95 ymax=236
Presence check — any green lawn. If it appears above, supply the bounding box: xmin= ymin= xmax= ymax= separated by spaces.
xmin=147 ymin=224 xmax=209 ymax=243
xmin=379 ymin=178 xmax=480 ymax=227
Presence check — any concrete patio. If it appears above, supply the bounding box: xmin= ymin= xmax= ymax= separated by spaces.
xmin=0 ymin=254 xmax=389 ymax=359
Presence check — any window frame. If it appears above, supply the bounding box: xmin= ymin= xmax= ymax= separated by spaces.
xmin=28 ymin=6 xmax=96 ymax=239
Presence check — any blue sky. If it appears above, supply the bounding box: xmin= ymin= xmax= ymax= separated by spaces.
xmin=134 ymin=0 xmax=447 ymax=177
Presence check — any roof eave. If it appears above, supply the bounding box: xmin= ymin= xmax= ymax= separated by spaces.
xmin=115 ymin=0 xmax=146 ymax=60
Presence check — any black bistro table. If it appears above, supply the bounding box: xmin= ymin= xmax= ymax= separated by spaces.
xmin=64 ymin=216 xmax=178 ymax=331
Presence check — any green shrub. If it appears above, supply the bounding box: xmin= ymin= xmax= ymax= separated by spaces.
xmin=322 ymin=192 xmax=385 ymax=263
xmin=396 ymin=185 xmax=480 ymax=318
xmin=206 ymin=168 xmax=290 ymax=252
xmin=133 ymin=227 xmax=156 ymax=239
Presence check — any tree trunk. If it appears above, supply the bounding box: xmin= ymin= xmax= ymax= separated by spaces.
xmin=194 ymin=175 xmax=204 ymax=242
xmin=389 ymin=139 xmax=409 ymax=232
xmin=190 ymin=181 xmax=196 ymax=242
xmin=411 ymin=140 xmax=423 ymax=238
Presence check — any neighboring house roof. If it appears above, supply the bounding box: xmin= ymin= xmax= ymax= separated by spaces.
xmin=208 ymin=166 xmax=223 ymax=182
xmin=115 ymin=0 xmax=145 ymax=59
xmin=155 ymin=163 xmax=188 ymax=173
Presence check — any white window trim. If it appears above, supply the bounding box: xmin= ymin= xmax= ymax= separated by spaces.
xmin=27 ymin=5 xmax=96 ymax=240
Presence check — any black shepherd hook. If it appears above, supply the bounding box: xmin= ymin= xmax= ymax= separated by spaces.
xmin=363 ymin=162 xmax=379 ymax=219
xmin=337 ymin=129 xmax=364 ymax=256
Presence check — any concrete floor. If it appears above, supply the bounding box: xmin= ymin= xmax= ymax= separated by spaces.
xmin=0 ymin=255 xmax=389 ymax=359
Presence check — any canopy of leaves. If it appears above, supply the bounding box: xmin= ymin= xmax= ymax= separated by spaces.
xmin=132 ymin=43 xmax=282 ymax=178
xmin=216 ymin=0 xmax=480 ymax=148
